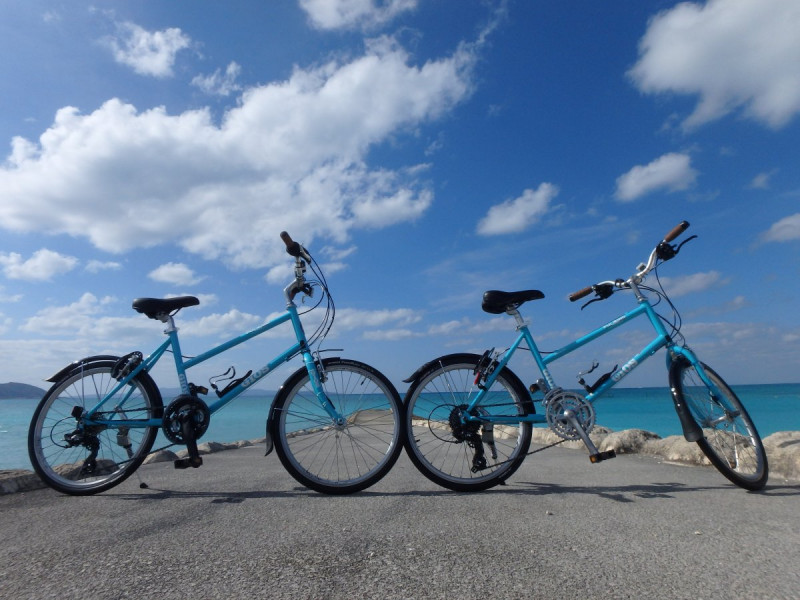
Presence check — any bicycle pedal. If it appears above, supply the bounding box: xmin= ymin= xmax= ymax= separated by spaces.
xmin=589 ymin=450 xmax=616 ymax=464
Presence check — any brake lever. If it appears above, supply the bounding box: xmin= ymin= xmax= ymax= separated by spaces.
xmin=674 ymin=234 xmax=697 ymax=254
xmin=656 ymin=234 xmax=697 ymax=261
xmin=580 ymin=283 xmax=615 ymax=310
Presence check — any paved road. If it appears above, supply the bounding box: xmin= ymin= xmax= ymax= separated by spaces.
xmin=1 ymin=444 xmax=798 ymax=599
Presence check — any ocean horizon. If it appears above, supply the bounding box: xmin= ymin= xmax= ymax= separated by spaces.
xmin=3 ymin=383 xmax=799 ymax=471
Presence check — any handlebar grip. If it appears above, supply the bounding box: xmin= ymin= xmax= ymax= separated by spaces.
xmin=280 ymin=231 xmax=294 ymax=247
xmin=280 ymin=231 xmax=302 ymax=258
xmin=663 ymin=220 xmax=689 ymax=243
xmin=569 ymin=286 xmax=593 ymax=302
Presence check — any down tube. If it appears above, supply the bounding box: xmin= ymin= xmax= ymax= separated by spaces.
xmin=584 ymin=334 xmax=669 ymax=402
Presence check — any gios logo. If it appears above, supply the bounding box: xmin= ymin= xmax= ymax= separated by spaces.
xmin=242 ymin=366 xmax=272 ymax=388
xmin=611 ymin=358 xmax=638 ymax=382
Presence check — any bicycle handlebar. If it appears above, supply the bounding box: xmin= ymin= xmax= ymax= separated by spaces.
xmin=280 ymin=231 xmax=301 ymax=257
xmin=663 ymin=220 xmax=690 ymax=243
xmin=569 ymin=220 xmax=691 ymax=302
xmin=280 ymin=231 xmax=312 ymax=262
xmin=568 ymin=286 xmax=594 ymax=302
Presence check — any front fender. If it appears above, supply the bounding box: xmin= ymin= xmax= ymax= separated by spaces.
xmin=667 ymin=354 xmax=704 ymax=442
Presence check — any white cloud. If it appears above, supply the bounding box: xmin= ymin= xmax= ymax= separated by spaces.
xmin=148 ymin=262 xmax=205 ymax=286
xmin=335 ymin=307 xmax=421 ymax=330
xmin=615 ymin=153 xmax=697 ymax=202
xmin=103 ymin=21 xmax=191 ymax=78
xmin=42 ymin=10 xmax=61 ymax=23
xmin=657 ymin=271 xmax=729 ymax=297
xmin=748 ymin=169 xmax=778 ymax=190
xmin=20 ymin=292 xmax=136 ymax=338
xmin=181 ymin=309 xmax=263 ymax=338
xmin=761 ymin=213 xmax=800 ymax=242
xmin=0 ymin=38 xmax=474 ymax=270
xmin=476 ymin=182 xmax=558 ymax=235
xmin=85 ymin=259 xmax=122 ymax=273
xmin=191 ymin=62 xmax=242 ymax=96
xmin=0 ymin=285 xmax=23 ymax=302
xmin=0 ymin=248 xmax=78 ymax=281
xmin=629 ymin=0 xmax=800 ymax=130
xmin=363 ymin=328 xmax=420 ymax=341
xmin=300 ymin=0 xmax=417 ymax=30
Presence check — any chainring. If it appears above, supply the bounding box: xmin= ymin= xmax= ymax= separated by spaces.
xmin=162 ymin=395 xmax=211 ymax=444
xmin=543 ymin=388 xmax=595 ymax=441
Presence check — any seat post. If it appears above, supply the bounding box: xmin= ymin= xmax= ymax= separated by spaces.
xmin=162 ymin=314 xmax=177 ymax=334
xmin=508 ymin=308 xmax=528 ymax=329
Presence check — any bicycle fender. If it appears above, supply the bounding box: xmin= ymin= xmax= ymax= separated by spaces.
xmin=403 ymin=353 xmax=535 ymax=414
xmin=667 ymin=356 xmax=704 ymax=443
xmin=45 ymin=354 xmax=121 ymax=383
xmin=265 ymin=356 xmax=344 ymax=444
xmin=402 ymin=353 xmax=481 ymax=385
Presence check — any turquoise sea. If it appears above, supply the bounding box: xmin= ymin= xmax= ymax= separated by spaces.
xmin=2 ymin=384 xmax=799 ymax=471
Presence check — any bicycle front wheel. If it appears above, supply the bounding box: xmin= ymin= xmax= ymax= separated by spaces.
xmin=670 ymin=359 xmax=768 ymax=490
xmin=270 ymin=358 xmax=403 ymax=494
xmin=28 ymin=360 xmax=163 ymax=495
xmin=403 ymin=353 xmax=533 ymax=492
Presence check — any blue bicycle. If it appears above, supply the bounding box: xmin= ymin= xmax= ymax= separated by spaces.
xmin=28 ymin=232 xmax=403 ymax=495
xmin=402 ymin=222 xmax=768 ymax=491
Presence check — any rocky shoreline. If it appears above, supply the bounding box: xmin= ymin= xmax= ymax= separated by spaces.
xmin=3 ymin=429 xmax=799 ymax=494
xmin=531 ymin=428 xmax=800 ymax=482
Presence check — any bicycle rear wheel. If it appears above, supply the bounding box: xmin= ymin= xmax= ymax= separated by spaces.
xmin=270 ymin=358 xmax=403 ymax=494
xmin=669 ymin=359 xmax=768 ymax=490
xmin=28 ymin=360 xmax=163 ymax=495
xmin=403 ymin=353 xmax=533 ymax=492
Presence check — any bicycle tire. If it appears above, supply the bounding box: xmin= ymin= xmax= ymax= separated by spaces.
xmin=269 ymin=357 xmax=403 ymax=494
xmin=28 ymin=359 xmax=163 ymax=495
xmin=669 ymin=359 xmax=768 ymax=490
xmin=402 ymin=353 xmax=533 ymax=492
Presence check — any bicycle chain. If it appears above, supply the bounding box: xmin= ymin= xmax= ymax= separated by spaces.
xmin=474 ymin=436 xmax=568 ymax=472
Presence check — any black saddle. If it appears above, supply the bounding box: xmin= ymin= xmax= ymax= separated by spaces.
xmin=481 ymin=290 xmax=544 ymax=314
xmin=132 ymin=296 xmax=199 ymax=320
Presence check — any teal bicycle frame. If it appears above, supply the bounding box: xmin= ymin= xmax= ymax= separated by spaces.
xmin=462 ymin=285 xmax=706 ymax=438
xmin=79 ymin=301 xmax=340 ymax=431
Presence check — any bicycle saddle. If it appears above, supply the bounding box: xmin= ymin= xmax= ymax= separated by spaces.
xmin=481 ymin=290 xmax=544 ymax=314
xmin=132 ymin=296 xmax=200 ymax=320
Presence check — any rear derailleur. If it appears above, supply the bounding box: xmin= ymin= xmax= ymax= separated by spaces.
xmin=62 ymin=406 xmax=107 ymax=476
xmin=449 ymin=405 xmax=497 ymax=472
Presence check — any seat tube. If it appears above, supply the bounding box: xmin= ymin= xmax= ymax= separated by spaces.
xmin=165 ymin=318 xmax=190 ymax=394
xmin=521 ymin=326 xmax=555 ymax=389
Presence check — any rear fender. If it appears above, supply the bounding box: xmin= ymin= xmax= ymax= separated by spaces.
xmin=403 ymin=353 xmax=534 ymax=414
xmin=46 ymin=355 xmax=121 ymax=383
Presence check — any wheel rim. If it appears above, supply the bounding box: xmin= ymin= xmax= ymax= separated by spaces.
xmin=680 ymin=366 xmax=765 ymax=481
xmin=278 ymin=365 xmax=400 ymax=489
xmin=405 ymin=363 xmax=529 ymax=487
xmin=31 ymin=367 xmax=156 ymax=492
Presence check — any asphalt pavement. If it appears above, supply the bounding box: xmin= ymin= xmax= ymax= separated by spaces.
xmin=1 ymin=443 xmax=798 ymax=599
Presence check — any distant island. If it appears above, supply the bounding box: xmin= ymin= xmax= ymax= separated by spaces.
xmin=0 ymin=382 xmax=46 ymax=399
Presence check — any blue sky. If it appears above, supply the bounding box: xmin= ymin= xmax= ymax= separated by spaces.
xmin=0 ymin=0 xmax=798 ymax=394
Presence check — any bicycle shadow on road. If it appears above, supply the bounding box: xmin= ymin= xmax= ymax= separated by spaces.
xmin=503 ymin=478 xmax=800 ymax=502
xmin=108 ymin=479 xmax=800 ymax=505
